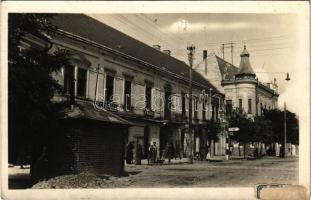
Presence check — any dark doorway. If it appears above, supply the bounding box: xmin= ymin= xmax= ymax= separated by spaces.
xmin=160 ymin=124 xmax=174 ymax=158
xmin=181 ymin=129 xmax=185 ymax=155
xmin=143 ymin=126 xmax=149 ymax=158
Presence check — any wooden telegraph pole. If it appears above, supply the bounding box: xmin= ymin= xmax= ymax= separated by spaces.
xmin=187 ymin=45 xmax=195 ymax=164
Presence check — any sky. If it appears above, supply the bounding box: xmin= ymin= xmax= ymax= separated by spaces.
xmin=88 ymin=13 xmax=306 ymax=115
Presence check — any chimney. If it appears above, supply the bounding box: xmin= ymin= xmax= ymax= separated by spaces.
xmin=152 ymin=45 xmax=161 ymax=51
xmin=163 ymin=50 xmax=171 ymax=56
xmin=203 ymin=50 xmax=208 ymax=75
xmin=203 ymin=50 xmax=208 ymax=59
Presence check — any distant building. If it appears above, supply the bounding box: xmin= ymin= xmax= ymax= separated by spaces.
xmin=195 ymin=46 xmax=279 ymax=156
xmin=195 ymin=46 xmax=279 ymax=118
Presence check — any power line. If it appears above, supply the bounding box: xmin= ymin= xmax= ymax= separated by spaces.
xmin=140 ymin=14 xmax=185 ymax=43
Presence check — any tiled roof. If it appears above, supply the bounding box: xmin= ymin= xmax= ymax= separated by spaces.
xmin=51 ymin=14 xmax=222 ymax=94
xmin=215 ymin=56 xmax=238 ymax=80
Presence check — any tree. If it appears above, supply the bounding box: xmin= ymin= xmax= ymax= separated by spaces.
xmin=207 ymin=120 xmax=221 ymax=142
xmin=229 ymin=109 xmax=255 ymax=157
xmin=264 ymin=109 xmax=299 ymax=145
xmin=8 ymin=14 xmax=69 ymax=168
xmin=253 ymin=116 xmax=274 ymax=144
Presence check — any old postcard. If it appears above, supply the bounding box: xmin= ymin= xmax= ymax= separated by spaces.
xmin=0 ymin=1 xmax=310 ymax=200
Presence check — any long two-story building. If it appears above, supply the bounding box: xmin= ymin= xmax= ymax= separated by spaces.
xmin=38 ymin=14 xmax=227 ymax=174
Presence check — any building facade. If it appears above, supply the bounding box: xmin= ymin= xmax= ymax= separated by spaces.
xmin=195 ymin=46 xmax=279 ymax=118
xmin=221 ymin=45 xmax=279 ymax=117
xmin=194 ymin=46 xmax=279 ymax=156
xmin=49 ymin=14 xmax=226 ymax=161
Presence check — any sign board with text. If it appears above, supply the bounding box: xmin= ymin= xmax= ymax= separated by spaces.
xmin=228 ymin=127 xmax=240 ymax=132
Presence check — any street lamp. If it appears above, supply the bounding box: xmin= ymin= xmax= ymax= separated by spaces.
xmin=284 ymin=73 xmax=290 ymax=158
xmin=255 ymin=71 xmax=291 ymax=158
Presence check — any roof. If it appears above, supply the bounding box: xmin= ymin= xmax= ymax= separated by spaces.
xmin=215 ymin=56 xmax=238 ymax=80
xmin=236 ymin=45 xmax=255 ymax=76
xmin=59 ymin=100 xmax=133 ymax=126
xmin=51 ymin=14 xmax=222 ymax=94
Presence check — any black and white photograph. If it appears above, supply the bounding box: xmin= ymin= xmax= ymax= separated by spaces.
xmin=1 ymin=1 xmax=310 ymax=200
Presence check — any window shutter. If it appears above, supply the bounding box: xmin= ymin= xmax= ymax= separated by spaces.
xmin=88 ymin=71 xmax=97 ymax=100
xmin=175 ymin=95 xmax=181 ymax=114
xmin=198 ymin=98 xmax=202 ymax=120
xmin=151 ymin=88 xmax=156 ymax=111
xmin=114 ymin=77 xmax=124 ymax=105
xmin=132 ymin=83 xmax=145 ymax=109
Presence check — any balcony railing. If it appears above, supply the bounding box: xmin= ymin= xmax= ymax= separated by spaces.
xmin=123 ymin=104 xmax=134 ymax=112
xmin=144 ymin=108 xmax=155 ymax=117
xmin=104 ymin=101 xmax=118 ymax=111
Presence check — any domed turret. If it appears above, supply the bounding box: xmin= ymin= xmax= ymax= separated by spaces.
xmin=236 ymin=45 xmax=256 ymax=78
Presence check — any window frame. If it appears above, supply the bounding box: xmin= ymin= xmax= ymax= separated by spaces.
xmin=105 ymin=74 xmax=115 ymax=103
xmin=248 ymin=98 xmax=252 ymax=114
xmin=76 ymin=67 xmax=87 ymax=97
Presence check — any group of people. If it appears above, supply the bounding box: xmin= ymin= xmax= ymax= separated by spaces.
xmin=126 ymin=141 xmax=158 ymax=165
xmin=126 ymin=141 xmax=214 ymax=165
xmin=196 ymin=146 xmax=211 ymax=161
xmin=161 ymin=142 xmax=183 ymax=163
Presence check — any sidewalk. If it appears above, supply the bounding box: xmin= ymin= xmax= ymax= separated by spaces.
xmin=126 ymin=156 xmax=228 ymax=166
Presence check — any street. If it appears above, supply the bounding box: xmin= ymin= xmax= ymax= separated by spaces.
xmin=9 ymin=156 xmax=298 ymax=189
xmin=123 ymin=156 xmax=298 ymax=187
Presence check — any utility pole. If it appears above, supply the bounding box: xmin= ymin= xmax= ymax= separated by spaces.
xmin=222 ymin=43 xmax=225 ymax=60
xmin=231 ymin=42 xmax=234 ymax=65
xmin=94 ymin=64 xmax=100 ymax=102
xmin=221 ymin=42 xmax=234 ymax=64
xmin=187 ymin=44 xmax=195 ymax=164
xmin=284 ymin=102 xmax=287 ymax=158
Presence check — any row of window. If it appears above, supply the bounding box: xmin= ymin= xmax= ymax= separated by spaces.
xmin=225 ymin=99 xmax=271 ymax=115
xmin=63 ymin=66 xmax=220 ymax=120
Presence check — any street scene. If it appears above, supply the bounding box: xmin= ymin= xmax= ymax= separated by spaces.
xmin=7 ymin=12 xmax=302 ymax=191
xmin=10 ymin=156 xmax=297 ymax=189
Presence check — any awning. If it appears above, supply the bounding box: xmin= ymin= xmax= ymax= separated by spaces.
xmin=118 ymin=115 xmax=169 ymax=127
xmin=59 ymin=100 xmax=133 ymax=126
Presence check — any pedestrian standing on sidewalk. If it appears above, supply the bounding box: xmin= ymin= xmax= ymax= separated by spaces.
xmin=126 ymin=142 xmax=134 ymax=164
xmin=150 ymin=142 xmax=157 ymax=165
xmin=147 ymin=143 xmax=151 ymax=165
xmin=206 ymin=146 xmax=211 ymax=161
xmin=135 ymin=142 xmax=143 ymax=165
xmin=167 ymin=142 xmax=174 ymax=164
xmin=175 ymin=142 xmax=182 ymax=160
